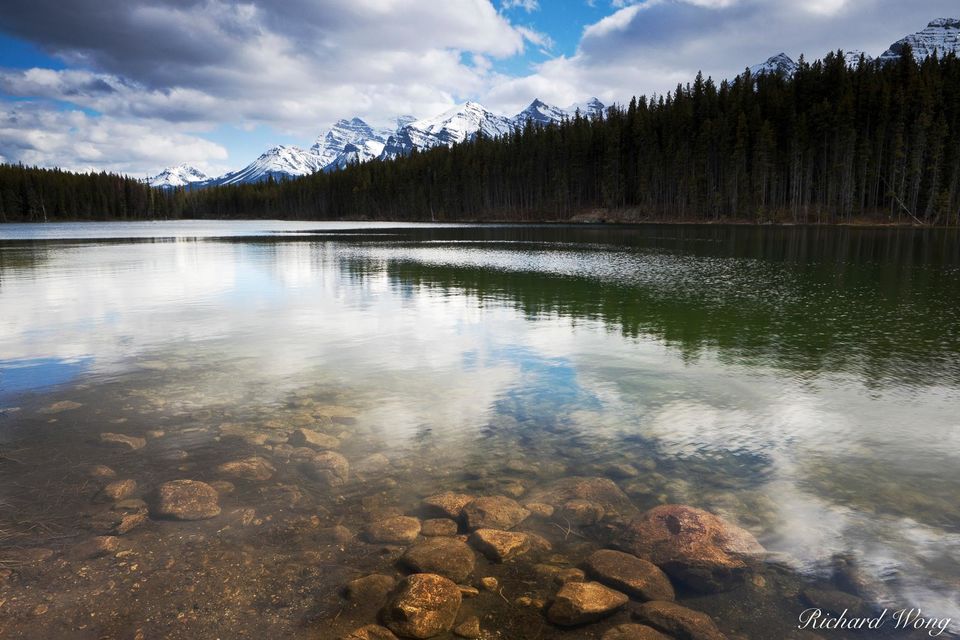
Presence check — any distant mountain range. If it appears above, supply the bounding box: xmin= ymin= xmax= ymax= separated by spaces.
xmin=149 ymin=98 xmax=604 ymax=188
xmin=150 ymin=18 xmax=959 ymax=189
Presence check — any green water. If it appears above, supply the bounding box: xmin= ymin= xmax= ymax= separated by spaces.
xmin=0 ymin=221 xmax=958 ymax=639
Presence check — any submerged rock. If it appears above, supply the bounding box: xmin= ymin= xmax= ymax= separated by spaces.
xmin=420 ymin=518 xmax=458 ymax=537
xmin=88 ymin=465 xmax=116 ymax=478
xmin=71 ymin=535 xmax=119 ymax=560
xmin=216 ymin=456 xmax=275 ymax=481
xmin=585 ymin=549 xmax=675 ymax=602
xmin=469 ymin=529 xmax=531 ymax=562
xmin=99 ymin=432 xmax=146 ymax=451
xmin=525 ymin=476 xmax=639 ymax=520
xmin=346 ymin=574 xmax=397 ymax=603
xmin=461 ymin=496 xmax=529 ymax=530
xmin=301 ymin=450 xmax=350 ymax=487
xmin=364 ymin=516 xmax=422 ymax=545
xmin=616 ymin=505 xmax=764 ymax=593
xmin=557 ymin=499 xmax=605 ymax=526
xmin=602 ymin=624 xmax=672 ymax=640
xmin=630 ymin=601 xmax=727 ymax=640
xmin=340 ymin=625 xmax=399 ymax=640
xmin=400 ymin=537 xmax=476 ymax=583
xmin=98 ymin=479 xmax=138 ymax=502
xmin=422 ymin=492 xmax=474 ymax=519
xmin=288 ymin=428 xmax=340 ymax=450
xmin=152 ymin=480 xmax=221 ymax=520
xmin=453 ymin=616 xmax=481 ymax=638
xmin=382 ymin=573 xmax=462 ymax=639
xmin=547 ymin=581 xmax=628 ymax=626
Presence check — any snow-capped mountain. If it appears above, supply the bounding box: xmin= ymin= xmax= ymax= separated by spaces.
xmin=381 ymin=101 xmax=516 ymax=160
xmin=880 ymin=18 xmax=960 ymax=63
xmin=311 ymin=118 xmax=390 ymax=170
xmin=212 ymin=145 xmax=323 ymax=186
xmin=567 ymin=97 xmax=605 ymax=119
xmin=749 ymin=53 xmax=799 ymax=77
xmin=843 ymin=50 xmax=874 ymax=68
xmin=148 ymin=164 xmax=209 ymax=188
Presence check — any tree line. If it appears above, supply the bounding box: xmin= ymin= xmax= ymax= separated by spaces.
xmin=2 ymin=45 xmax=959 ymax=225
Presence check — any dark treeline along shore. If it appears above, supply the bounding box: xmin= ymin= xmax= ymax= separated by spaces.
xmin=3 ymin=46 xmax=960 ymax=225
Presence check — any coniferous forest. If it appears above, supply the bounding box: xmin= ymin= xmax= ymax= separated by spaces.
xmin=3 ymin=48 xmax=960 ymax=225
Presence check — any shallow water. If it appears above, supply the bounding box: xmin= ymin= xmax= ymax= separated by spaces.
xmin=1 ymin=221 xmax=959 ymax=639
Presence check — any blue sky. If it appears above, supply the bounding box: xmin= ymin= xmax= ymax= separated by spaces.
xmin=0 ymin=0 xmax=955 ymax=177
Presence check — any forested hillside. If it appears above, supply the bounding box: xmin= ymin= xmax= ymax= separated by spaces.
xmin=3 ymin=47 xmax=960 ymax=225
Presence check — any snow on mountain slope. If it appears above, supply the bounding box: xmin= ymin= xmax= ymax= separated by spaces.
xmin=212 ymin=145 xmax=323 ymax=186
xmin=381 ymin=101 xmax=515 ymax=159
xmin=148 ymin=164 xmax=209 ymax=188
xmin=749 ymin=53 xmax=799 ymax=77
xmin=512 ymin=99 xmax=570 ymax=126
xmin=843 ymin=50 xmax=874 ymax=68
xmin=880 ymin=18 xmax=960 ymax=63
xmin=566 ymin=97 xmax=605 ymax=119
xmin=311 ymin=118 xmax=391 ymax=170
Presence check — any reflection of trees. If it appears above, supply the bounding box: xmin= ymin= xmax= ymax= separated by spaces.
xmin=333 ymin=225 xmax=960 ymax=388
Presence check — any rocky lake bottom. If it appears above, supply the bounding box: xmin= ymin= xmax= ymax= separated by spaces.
xmin=0 ymin=371 xmax=949 ymax=640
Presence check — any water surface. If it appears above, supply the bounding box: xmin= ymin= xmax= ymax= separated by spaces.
xmin=1 ymin=221 xmax=958 ymax=638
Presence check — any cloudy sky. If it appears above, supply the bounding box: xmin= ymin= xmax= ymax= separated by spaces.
xmin=0 ymin=0 xmax=954 ymax=177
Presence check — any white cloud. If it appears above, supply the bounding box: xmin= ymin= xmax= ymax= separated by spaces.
xmin=0 ymin=104 xmax=228 ymax=176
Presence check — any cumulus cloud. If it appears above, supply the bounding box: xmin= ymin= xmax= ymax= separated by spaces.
xmin=481 ymin=0 xmax=960 ymax=115
xmin=0 ymin=103 xmax=228 ymax=175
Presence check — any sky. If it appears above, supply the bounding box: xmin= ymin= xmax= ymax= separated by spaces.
xmin=0 ymin=0 xmax=955 ymax=178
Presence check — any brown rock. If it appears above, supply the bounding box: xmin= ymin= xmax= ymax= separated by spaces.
xmin=364 ymin=516 xmax=421 ymax=544
xmin=421 ymin=518 xmax=458 ymax=537
xmin=631 ymin=601 xmax=728 ymax=640
xmin=524 ymin=502 xmax=554 ymax=518
xmin=585 ymin=549 xmax=675 ymax=601
xmin=617 ymin=505 xmax=764 ymax=593
xmin=469 ymin=529 xmax=532 ymax=562
xmin=525 ymin=476 xmax=639 ymax=520
xmin=152 ymin=480 xmax=221 ymax=520
xmin=99 ymin=479 xmax=137 ymax=502
xmin=346 ymin=574 xmax=397 ymax=602
xmin=288 ymin=428 xmax=340 ymax=449
xmin=355 ymin=453 xmax=393 ymax=477
xmin=301 ymin=450 xmax=349 ymax=487
xmin=72 ymin=535 xmax=119 ymax=560
xmin=480 ymin=576 xmax=498 ymax=591
xmin=99 ymin=432 xmax=146 ymax=451
xmin=602 ymin=624 xmax=672 ymax=640
xmin=547 ymin=581 xmax=629 ymax=626
xmin=400 ymin=537 xmax=476 ymax=583
xmin=453 ymin=616 xmax=481 ymax=638
xmin=88 ymin=465 xmax=116 ymax=478
xmin=216 ymin=456 xmax=275 ymax=481
xmin=557 ymin=499 xmax=605 ymax=525
xmin=534 ymin=564 xmax=586 ymax=586
xmin=114 ymin=511 xmax=147 ymax=535
xmin=382 ymin=573 xmax=462 ymax=638
xmin=209 ymin=480 xmax=235 ymax=494
xmin=422 ymin=492 xmax=474 ymax=519
xmin=340 ymin=625 xmax=399 ymax=640
xmin=461 ymin=496 xmax=529 ymax=530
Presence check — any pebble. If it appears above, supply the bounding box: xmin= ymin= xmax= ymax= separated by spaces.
xmin=152 ymin=480 xmax=221 ymax=520
xmin=98 ymin=479 xmax=137 ymax=502
xmin=363 ymin=516 xmax=421 ymax=544
xmin=546 ymin=581 xmax=629 ymax=626
xmin=630 ymin=601 xmax=728 ymax=640
xmin=400 ymin=537 xmax=476 ymax=583
xmin=585 ymin=549 xmax=675 ymax=601
xmin=382 ymin=573 xmax=462 ymax=639
xmin=461 ymin=496 xmax=530 ymax=530
xmin=469 ymin=528 xmax=532 ymax=562
xmin=422 ymin=492 xmax=474 ymax=519
xmin=216 ymin=456 xmax=275 ymax=481
xmin=453 ymin=616 xmax=481 ymax=639
xmin=99 ymin=432 xmax=146 ymax=451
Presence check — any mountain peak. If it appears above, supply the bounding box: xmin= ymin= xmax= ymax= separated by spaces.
xmin=880 ymin=17 xmax=960 ymax=62
xmin=148 ymin=164 xmax=209 ymax=188
xmin=749 ymin=52 xmax=798 ymax=77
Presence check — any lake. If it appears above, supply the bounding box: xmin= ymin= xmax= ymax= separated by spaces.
xmin=1 ymin=221 xmax=958 ymax=639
